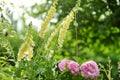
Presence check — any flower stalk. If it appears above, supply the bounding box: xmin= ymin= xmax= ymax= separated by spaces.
xmin=58 ymin=0 xmax=80 ymax=48
xmin=16 ymin=22 xmax=35 ymax=67
xmin=39 ymin=0 xmax=58 ymax=38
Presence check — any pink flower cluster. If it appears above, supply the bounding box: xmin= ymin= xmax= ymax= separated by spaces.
xmin=58 ymin=59 xmax=99 ymax=79
xmin=58 ymin=59 xmax=79 ymax=74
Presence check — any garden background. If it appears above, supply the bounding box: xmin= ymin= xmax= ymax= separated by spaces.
xmin=0 ymin=0 xmax=120 ymax=80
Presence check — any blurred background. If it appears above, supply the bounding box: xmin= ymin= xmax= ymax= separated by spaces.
xmin=0 ymin=0 xmax=120 ymax=79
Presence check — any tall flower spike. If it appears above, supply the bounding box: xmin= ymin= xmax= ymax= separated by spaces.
xmin=58 ymin=0 xmax=80 ymax=48
xmin=39 ymin=0 xmax=58 ymax=38
xmin=16 ymin=22 xmax=35 ymax=63
xmin=44 ymin=22 xmax=63 ymax=50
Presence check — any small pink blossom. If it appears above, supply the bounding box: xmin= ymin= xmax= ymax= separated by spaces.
xmin=80 ymin=61 xmax=99 ymax=79
xmin=68 ymin=61 xmax=80 ymax=74
xmin=58 ymin=59 xmax=71 ymax=71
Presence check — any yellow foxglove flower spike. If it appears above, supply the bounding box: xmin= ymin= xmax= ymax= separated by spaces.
xmin=39 ymin=0 xmax=58 ymax=38
xmin=44 ymin=22 xmax=63 ymax=50
xmin=58 ymin=0 xmax=80 ymax=48
xmin=16 ymin=22 xmax=35 ymax=66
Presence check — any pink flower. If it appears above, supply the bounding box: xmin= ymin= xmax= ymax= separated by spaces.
xmin=68 ymin=61 xmax=80 ymax=74
xmin=58 ymin=59 xmax=71 ymax=71
xmin=80 ymin=61 xmax=99 ymax=79
xmin=58 ymin=59 xmax=80 ymax=75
